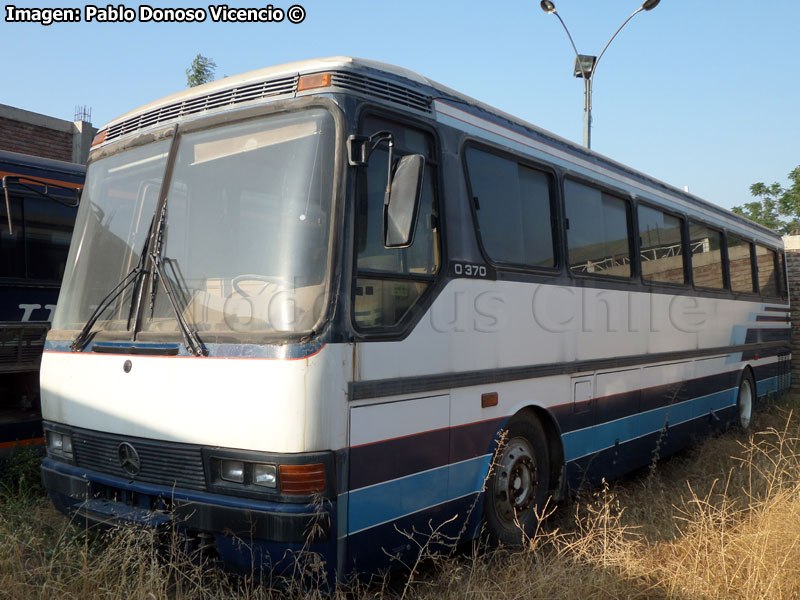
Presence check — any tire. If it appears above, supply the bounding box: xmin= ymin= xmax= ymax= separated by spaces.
xmin=736 ymin=369 xmax=756 ymax=430
xmin=484 ymin=414 xmax=550 ymax=546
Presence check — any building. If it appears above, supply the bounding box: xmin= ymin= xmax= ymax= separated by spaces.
xmin=0 ymin=104 xmax=96 ymax=164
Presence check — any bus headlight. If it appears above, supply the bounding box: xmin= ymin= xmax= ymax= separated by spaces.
xmin=205 ymin=449 xmax=333 ymax=500
xmin=253 ymin=463 xmax=277 ymax=488
xmin=47 ymin=431 xmax=74 ymax=460
xmin=220 ymin=459 xmax=245 ymax=483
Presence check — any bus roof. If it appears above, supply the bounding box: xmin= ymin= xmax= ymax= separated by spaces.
xmin=101 ymin=56 xmax=782 ymax=244
xmin=0 ymin=149 xmax=85 ymax=179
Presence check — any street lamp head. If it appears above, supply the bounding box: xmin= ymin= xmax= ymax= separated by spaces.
xmin=540 ymin=0 xmax=556 ymax=14
xmin=641 ymin=0 xmax=660 ymax=10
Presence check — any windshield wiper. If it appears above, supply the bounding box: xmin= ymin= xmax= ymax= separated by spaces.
xmin=70 ymin=210 xmax=159 ymax=352
xmin=139 ymin=197 xmax=206 ymax=357
xmin=149 ymin=249 xmax=207 ymax=357
xmin=69 ymin=263 xmax=145 ymax=352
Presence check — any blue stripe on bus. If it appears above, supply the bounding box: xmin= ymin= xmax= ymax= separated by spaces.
xmin=347 ymin=373 xmax=790 ymax=536
xmin=757 ymin=374 xmax=783 ymax=396
xmin=562 ymin=387 xmax=737 ymax=462
xmin=745 ymin=328 xmax=791 ymax=344
xmin=347 ymin=454 xmax=491 ymax=535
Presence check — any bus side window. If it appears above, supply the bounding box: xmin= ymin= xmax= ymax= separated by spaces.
xmin=779 ymin=252 xmax=788 ymax=299
xmin=638 ymin=204 xmax=686 ymax=284
xmin=465 ymin=146 xmax=555 ymax=269
xmin=689 ymin=221 xmax=724 ymax=289
xmin=726 ymin=234 xmax=755 ymax=293
xmin=565 ymin=180 xmax=631 ymax=278
xmin=755 ymin=244 xmax=779 ymax=297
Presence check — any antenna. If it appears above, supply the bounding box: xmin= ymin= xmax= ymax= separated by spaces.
xmin=74 ymin=105 xmax=92 ymax=122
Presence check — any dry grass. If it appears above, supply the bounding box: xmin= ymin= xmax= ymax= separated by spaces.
xmin=3 ymin=395 xmax=800 ymax=599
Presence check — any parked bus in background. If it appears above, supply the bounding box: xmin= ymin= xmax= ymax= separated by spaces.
xmin=39 ymin=57 xmax=790 ymax=581
xmin=0 ymin=150 xmax=82 ymax=452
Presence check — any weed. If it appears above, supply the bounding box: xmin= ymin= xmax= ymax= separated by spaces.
xmin=3 ymin=398 xmax=800 ymax=598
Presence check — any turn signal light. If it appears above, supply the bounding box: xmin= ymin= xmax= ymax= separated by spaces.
xmin=279 ymin=463 xmax=326 ymax=495
xmin=297 ymin=73 xmax=331 ymax=92
xmin=91 ymin=130 xmax=107 ymax=147
xmin=481 ymin=392 xmax=499 ymax=408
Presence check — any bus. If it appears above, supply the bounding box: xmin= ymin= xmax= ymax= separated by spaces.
xmin=40 ymin=57 xmax=790 ymax=580
xmin=0 ymin=150 xmax=82 ymax=452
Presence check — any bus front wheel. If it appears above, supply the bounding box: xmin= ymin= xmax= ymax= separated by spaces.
xmin=484 ymin=414 xmax=550 ymax=546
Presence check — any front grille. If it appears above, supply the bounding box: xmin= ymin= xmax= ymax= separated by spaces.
xmin=0 ymin=324 xmax=47 ymax=366
xmin=330 ymin=71 xmax=432 ymax=113
xmin=104 ymin=75 xmax=299 ymax=143
xmin=73 ymin=429 xmax=206 ymax=491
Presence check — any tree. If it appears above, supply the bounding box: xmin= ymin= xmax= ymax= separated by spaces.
xmin=185 ymin=54 xmax=216 ymax=88
xmin=732 ymin=166 xmax=800 ymax=235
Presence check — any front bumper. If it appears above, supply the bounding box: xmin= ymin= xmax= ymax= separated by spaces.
xmin=41 ymin=458 xmax=335 ymax=573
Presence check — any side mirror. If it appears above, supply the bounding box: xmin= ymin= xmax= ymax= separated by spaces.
xmin=384 ymin=154 xmax=424 ymax=248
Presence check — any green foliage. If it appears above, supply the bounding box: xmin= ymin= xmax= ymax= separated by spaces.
xmin=733 ymin=165 xmax=800 ymax=234
xmin=0 ymin=447 xmax=44 ymax=500
xmin=185 ymin=53 xmax=216 ymax=88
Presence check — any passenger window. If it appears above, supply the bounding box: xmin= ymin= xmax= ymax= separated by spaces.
xmin=779 ymin=252 xmax=788 ymax=298
xmin=755 ymin=244 xmax=779 ymax=296
xmin=637 ymin=205 xmax=685 ymax=284
xmin=465 ymin=147 xmax=555 ymax=268
xmin=0 ymin=195 xmax=24 ymax=278
xmin=25 ymin=195 xmax=75 ymax=281
xmin=689 ymin=222 xmax=724 ymax=289
xmin=565 ymin=180 xmax=631 ymax=277
xmin=354 ymin=117 xmax=439 ymax=329
xmin=727 ymin=234 xmax=755 ymax=293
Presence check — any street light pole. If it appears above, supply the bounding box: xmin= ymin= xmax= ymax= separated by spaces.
xmin=540 ymin=0 xmax=660 ymax=149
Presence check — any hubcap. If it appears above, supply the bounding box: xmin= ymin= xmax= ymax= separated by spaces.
xmin=494 ymin=436 xmax=538 ymax=524
xmin=739 ymin=379 xmax=753 ymax=429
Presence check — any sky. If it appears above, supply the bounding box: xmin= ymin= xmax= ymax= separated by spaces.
xmin=2 ymin=0 xmax=798 ymax=211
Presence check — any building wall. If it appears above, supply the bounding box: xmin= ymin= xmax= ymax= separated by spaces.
xmin=783 ymin=235 xmax=800 ymax=390
xmin=0 ymin=116 xmax=73 ymax=162
xmin=0 ymin=104 xmax=95 ymax=164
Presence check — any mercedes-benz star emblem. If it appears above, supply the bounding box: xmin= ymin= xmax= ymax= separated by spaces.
xmin=117 ymin=442 xmax=141 ymax=476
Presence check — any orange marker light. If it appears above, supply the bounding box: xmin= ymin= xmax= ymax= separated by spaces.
xmin=481 ymin=392 xmax=499 ymax=408
xmin=279 ymin=463 xmax=326 ymax=495
xmin=91 ymin=130 xmax=107 ymax=147
xmin=297 ymin=73 xmax=332 ymax=92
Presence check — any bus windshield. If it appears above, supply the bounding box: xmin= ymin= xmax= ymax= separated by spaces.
xmin=53 ymin=108 xmax=337 ymax=342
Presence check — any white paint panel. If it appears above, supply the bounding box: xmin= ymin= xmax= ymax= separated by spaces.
xmin=40 ymin=345 xmax=351 ymax=453
xmin=449 ymin=375 xmax=567 ymax=430
xmin=349 ymin=395 xmax=449 ymax=447
xmin=358 ymin=279 xmax=765 ymax=385
xmin=643 ymin=361 xmax=694 ymax=389
xmin=596 ymin=369 xmax=640 ymax=399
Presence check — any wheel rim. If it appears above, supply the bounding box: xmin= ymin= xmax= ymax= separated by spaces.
xmin=739 ymin=378 xmax=753 ymax=429
xmin=493 ymin=436 xmax=538 ymax=525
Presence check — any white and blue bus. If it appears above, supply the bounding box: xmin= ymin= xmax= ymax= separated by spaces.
xmin=40 ymin=57 xmax=790 ymax=580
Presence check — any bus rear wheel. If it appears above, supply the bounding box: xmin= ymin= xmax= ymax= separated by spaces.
xmin=484 ymin=414 xmax=550 ymax=546
xmin=736 ymin=370 xmax=756 ymax=430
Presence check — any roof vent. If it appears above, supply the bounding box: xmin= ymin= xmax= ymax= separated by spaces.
xmin=104 ymin=75 xmax=298 ymax=143
xmin=101 ymin=69 xmax=432 ymax=145
xmin=329 ymin=71 xmax=432 ymax=113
